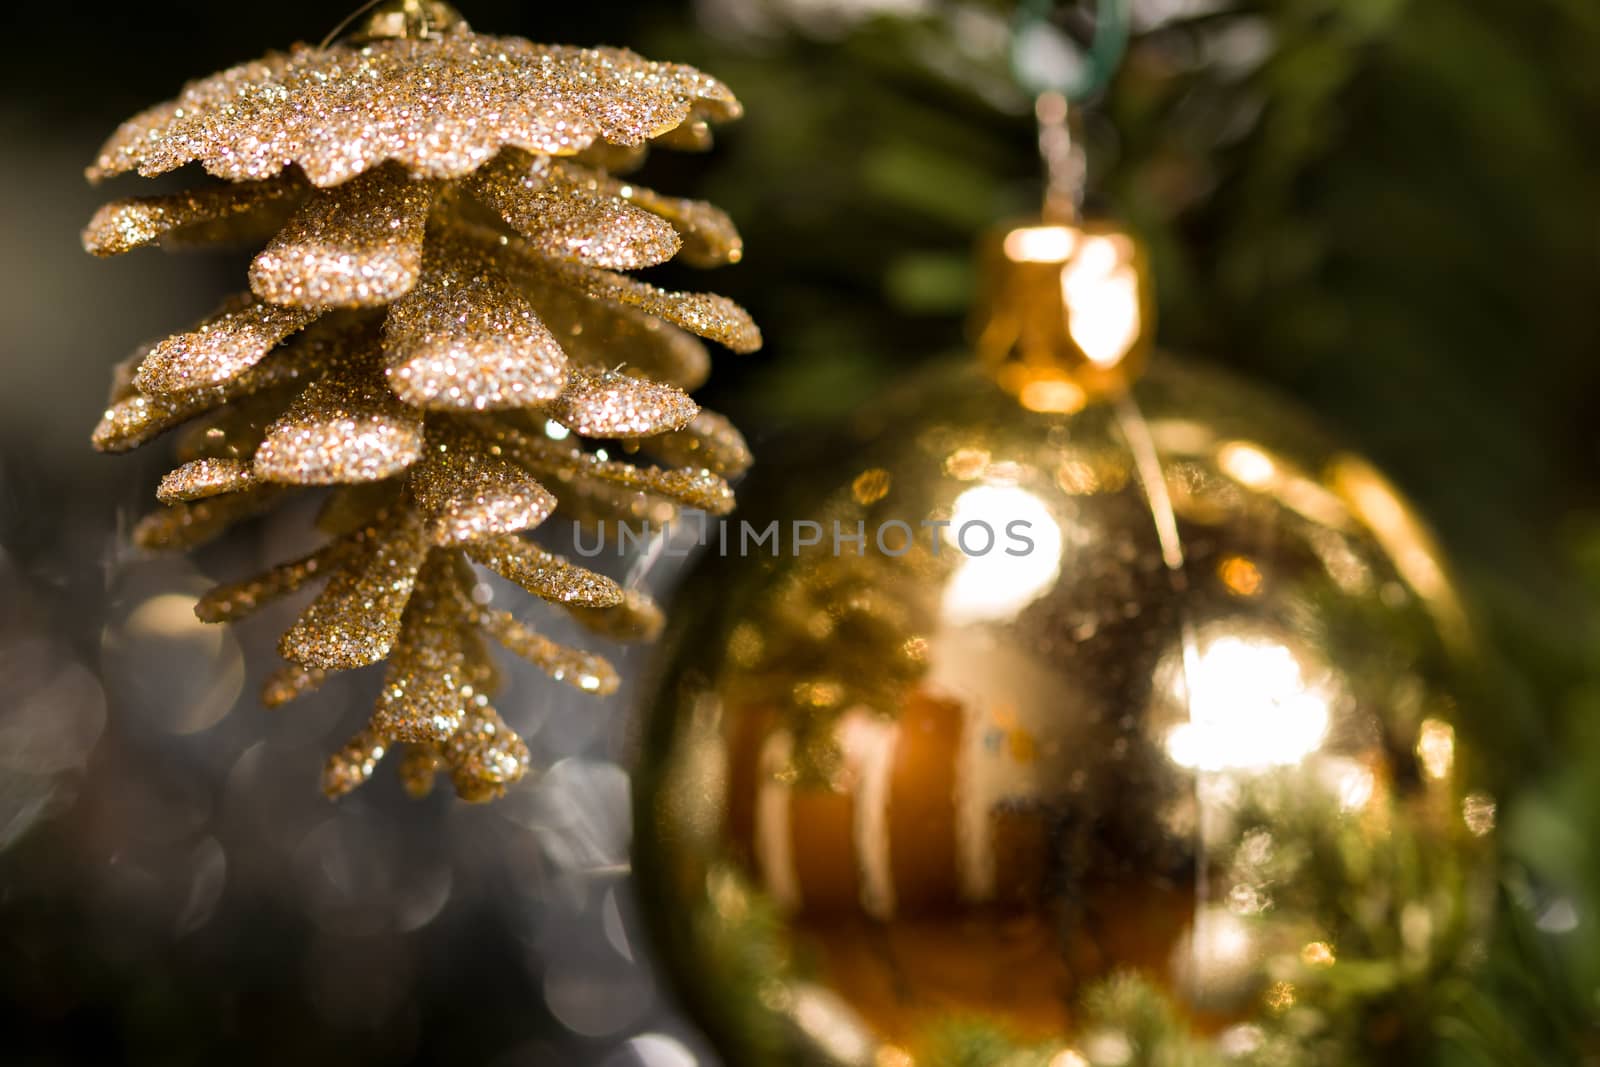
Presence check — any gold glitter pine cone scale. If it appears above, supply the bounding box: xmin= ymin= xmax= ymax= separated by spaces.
xmin=88 ymin=30 xmax=741 ymax=188
xmin=85 ymin=6 xmax=759 ymax=803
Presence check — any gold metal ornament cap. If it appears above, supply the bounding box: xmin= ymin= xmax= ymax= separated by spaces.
xmin=346 ymin=0 xmax=466 ymax=43
xmin=972 ymin=218 xmax=1155 ymax=412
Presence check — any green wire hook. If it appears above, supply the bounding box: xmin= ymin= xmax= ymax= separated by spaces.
xmin=1012 ymin=0 xmax=1131 ymax=218
xmin=1011 ymin=0 xmax=1132 ymax=102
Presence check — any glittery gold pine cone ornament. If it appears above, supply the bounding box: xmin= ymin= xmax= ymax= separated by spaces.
xmin=84 ymin=1 xmax=761 ymax=803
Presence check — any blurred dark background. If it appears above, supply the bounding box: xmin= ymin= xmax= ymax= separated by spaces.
xmin=3 ymin=0 xmax=1599 ymax=1064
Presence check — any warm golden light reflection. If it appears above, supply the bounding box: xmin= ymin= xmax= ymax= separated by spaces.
xmin=1003 ymin=224 xmax=1081 ymax=263
xmin=875 ymin=1045 xmax=915 ymax=1067
xmin=1217 ymin=441 xmax=1277 ymax=488
xmin=109 ymin=590 xmax=246 ymax=736
xmin=789 ymin=984 xmax=876 ymax=1067
xmin=709 ymin=868 xmax=748 ymax=923
xmin=1323 ymin=757 xmax=1377 ymax=813
xmin=1463 ymin=792 xmax=1497 ymax=836
xmin=1218 ymin=1025 xmax=1266 ymax=1058
xmin=1148 ymin=417 xmax=1217 ymax=457
xmin=1218 ymin=555 xmax=1263 ymax=597
xmin=1165 ymin=635 xmax=1331 ymax=772
xmin=943 ymin=447 xmax=990 ymax=481
xmin=853 ymin=468 xmax=893 ymax=506
xmin=1265 ymin=981 xmax=1297 ymax=1012
xmin=940 ymin=485 xmax=1063 ymax=626
xmin=1401 ymin=902 xmax=1434 ymax=956
xmin=1055 ymin=458 xmax=1099 ymax=495
xmin=1084 ymin=1033 xmax=1136 ymax=1065
xmin=1301 ymin=941 xmax=1336 ymax=968
xmin=1274 ymin=473 xmax=1353 ymax=530
xmin=1060 ymin=234 xmax=1142 ymax=368
xmin=726 ymin=622 xmax=764 ymax=667
xmin=126 ymin=592 xmax=216 ymax=641
xmin=834 ymin=709 xmax=899 ymax=919
xmin=1048 ymin=1051 xmax=1090 ymax=1067
xmin=976 ymin=219 xmax=1151 ymax=400
xmin=1305 ymin=527 xmax=1374 ymax=596
xmin=1019 ymin=375 xmax=1088 ymax=415
xmin=1228 ymin=882 xmax=1270 ymax=915
xmin=794 ymin=679 xmax=844 ymax=708
xmin=1329 ymin=455 xmax=1468 ymax=647
xmin=1417 ymin=718 xmax=1456 ymax=781
xmin=1175 ymin=906 xmax=1258 ymax=995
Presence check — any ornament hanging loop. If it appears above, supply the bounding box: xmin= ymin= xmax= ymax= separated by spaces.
xmin=1011 ymin=0 xmax=1131 ymax=105
xmin=1013 ymin=0 xmax=1129 ymax=218
xmin=1036 ymin=90 xmax=1085 ymax=223
xmin=322 ymin=0 xmax=465 ymax=48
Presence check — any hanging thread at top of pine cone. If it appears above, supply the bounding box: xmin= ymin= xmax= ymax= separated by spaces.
xmin=84 ymin=0 xmax=761 ymax=803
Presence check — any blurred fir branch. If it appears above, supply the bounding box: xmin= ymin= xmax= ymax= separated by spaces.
xmin=642 ymin=0 xmax=1600 ymax=1061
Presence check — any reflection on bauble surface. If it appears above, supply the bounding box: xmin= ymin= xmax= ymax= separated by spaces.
xmin=637 ymin=361 xmax=1494 ymax=1065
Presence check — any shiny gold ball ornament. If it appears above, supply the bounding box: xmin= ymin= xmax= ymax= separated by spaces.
xmin=83 ymin=1 xmax=760 ymax=802
xmin=635 ymin=217 xmax=1494 ymax=1065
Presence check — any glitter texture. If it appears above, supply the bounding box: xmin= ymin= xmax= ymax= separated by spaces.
xmin=86 ymin=2 xmax=758 ymax=802
xmin=157 ymin=457 xmax=260 ymax=503
xmin=411 ymin=429 xmax=559 ymax=546
xmin=442 ymin=699 xmax=530 ymax=803
xmin=84 ymin=178 xmax=301 ymax=257
xmin=95 ymin=339 xmax=322 ymax=453
xmin=322 ymin=729 xmax=388 ymax=798
xmin=467 ymin=535 xmax=623 ymax=608
xmin=255 ymin=352 xmax=427 ymax=484
xmin=482 ymin=421 xmax=737 ymax=514
xmin=249 ymin=166 xmax=436 ymax=309
xmin=195 ymin=540 xmax=357 ymax=623
xmin=383 ymin=239 xmax=570 ymax=411
xmin=280 ymin=509 xmax=432 ymax=670
xmin=468 ymin=151 xmax=683 ymax=270
xmin=572 ymin=161 xmax=745 ymax=267
xmin=510 ymin=247 xmax=763 ymax=354
xmin=482 ymin=609 xmax=620 ymax=696
xmin=88 ymin=33 xmax=740 ymax=187
xmin=371 ymin=560 xmax=472 ymax=742
xmin=134 ymin=297 xmax=320 ymax=395
xmin=552 ymin=366 xmax=698 ymax=438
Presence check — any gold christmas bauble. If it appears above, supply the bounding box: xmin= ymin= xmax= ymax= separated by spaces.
xmin=634 ymin=356 xmax=1495 ymax=1066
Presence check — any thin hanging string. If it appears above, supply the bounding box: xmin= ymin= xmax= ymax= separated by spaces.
xmin=321 ymin=0 xmax=440 ymax=49
xmin=1013 ymin=0 xmax=1132 ymax=220
xmin=321 ymin=0 xmax=389 ymax=48
xmin=1034 ymin=91 xmax=1083 ymax=222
